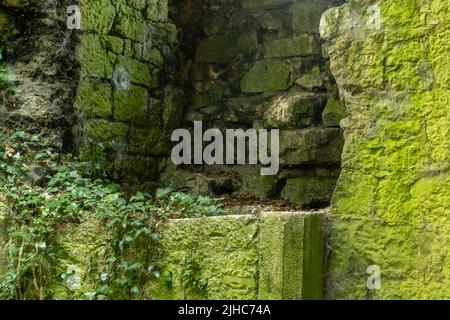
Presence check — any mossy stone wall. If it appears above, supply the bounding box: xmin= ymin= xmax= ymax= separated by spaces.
xmin=75 ymin=0 xmax=186 ymax=182
xmin=321 ymin=0 xmax=450 ymax=299
xmin=162 ymin=0 xmax=346 ymax=206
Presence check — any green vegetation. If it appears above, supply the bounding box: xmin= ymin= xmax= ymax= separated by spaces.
xmin=0 ymin=129 xmax=225 ymax=299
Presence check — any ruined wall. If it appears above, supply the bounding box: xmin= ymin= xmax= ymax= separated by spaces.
xmin=321 ymin=0 xmax=450 ymax=299
xmin=74 ymin=0 xmax=185 ymax=182
xmin=162 ymin=0 xmax=346 ymax=207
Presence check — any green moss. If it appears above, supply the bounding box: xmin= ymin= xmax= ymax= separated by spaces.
xmin=77 ymin=35 xmax=116 ymax=79
xmin=114 ymin=85 xmax=148 ymax=124
xmin=281 ymin=176 xmax=338 ymax=206
xmin=100 ymin=36 xmax=124 ymax=55
xmin=323 ymin=0 xmax=450 ymax=299
xmin=264 ymin=35 xmax=316 ymax=58
xmin=84 ymin=119 xmax=128 ymax=143
xmin=116 ymin=56 xmax=152 ymax=87
xmin=259 ymin=212 xmax=325 ymax=300
xmin=240 ymin=60 xmax=292 ymax=93
xmin=322 ymin=97 xmax=347 ymax=127
xmin=114 ymin=4 xmax=148 ymax=42
xmin=80 ymin=0 xmax=116 ymax=34
xmin=75 ymin=80 xmax=112 ymax=118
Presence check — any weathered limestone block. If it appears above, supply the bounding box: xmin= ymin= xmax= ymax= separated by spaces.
xmin=236 ymin=166 xmax=279 ymax=199
xmin=195 ymin=31 xmax=259 ymax=63
xmin=114 ymin=85 xmax=149 ymax=125
xmin=321 ymin=0 xmax=450 ymax=299
xmin=296 ymin=66 xmax=323 ymax=90
xmin=279 ymin=128 xmax=344 ymax=165
xmin=149 ymin=211 xmax=326 ymax=300
xmin=116 ymin=56 xmax=152 ymax=87
xmin=146 ymin=0 xmax=169 ymax=22
xmin=75 ymin=80 xmax=113 ymax=118
xmin=259 ymin=211 xmax=325 ymax=300
xmin=241 ymin=60 xmax=292 ymax=93
xmin=264 ymin=35 xmax=316 ymax=58
xmin=80 ymin=0 xmax=116 ymax=34
xmin=291 ymin=2 xmax=334 ymax=33
xmin=84 ymin=119 xmax=128 ymax=144
xmin=263 ymin=92 xmax=327 ymax=129
xmin=281 ymin=176 xmax=338 ymax=206
xmin=114 ymin=4 xmax=148 ymax=42
xmin=50 ymin=218 xmax=110 ymax=299
xmin=149 ymin=215 xmax=259 ymax=299
xmin=77 ymin=35 xmax=116 ymax=79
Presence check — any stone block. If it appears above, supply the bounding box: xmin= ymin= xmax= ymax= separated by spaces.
xmin=291 ymin=2 xmax=332 ymax=33
xmin=279 ymin=128 xmax=344 ymax=165
xmin=241 ymin=60 xmax=292 ymax=93
xmin=84 ymin=119 xmax=129 ymax=143
xmin=264 ymin=35 xmax=316 ymax=58
xmin=114 ymin=85 xmax=149 ymax=125
xmin=80 ymin=0 xmax=116 ymax=34
xmin=116 ymin=56 xmax=152 ymax=87
xmin=259 ymin=211 xmax=325 ymax=300
xmin=281 ymin=176 xmax=338 ymax=206
xmin=77 ymin=35 xmax=116 ymax=79
xmin=75 ymin=80 xmax=112 ymax=118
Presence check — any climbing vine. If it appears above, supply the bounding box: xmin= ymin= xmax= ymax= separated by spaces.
xmin=0 ymin=129 xmax=225 ymax=300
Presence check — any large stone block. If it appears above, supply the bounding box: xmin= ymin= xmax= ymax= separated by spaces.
xmin=84 ymin=119 xmax=129 ymax=143
xmin=77 ymin=35 xmax=116 ymax=79
xmin=263 ymin=92 xmax=327 ymax=129
xmin=114 ymin=4 xmax=148 ymax=42
xmin=322 ymin=0 xmax=450 ymax=299
xmin=114 ymin=85 xmax=149 ymax=125
xmin=264 ymin=35 xmax=316 ymax=58
xmin=241 ymin=60 xmax=292 ymax=93
xmin=149 ymin=215 xmax=259 ymax=299
xmin=115 ymin=56 xmax=152 ymax=87
xmin=75 ymin=80 xmax=112 ymax=118
xmin=80 ymin=0 xmax=116 ymax=34
xmin=279 ymin=128 xmax=344 ymax=165
xmin=259 ymin=212 xmax=325 ymax=300
xmin=281 ymin=176 xmax=338 ymax=206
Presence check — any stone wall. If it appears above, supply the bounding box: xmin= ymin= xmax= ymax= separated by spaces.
xmin=74 ymin=0 xmax=186 ymax=182
xmin=321 ymin=0 xmax=450 ymax=299
xmin=162 ymin=0 xmax=346 ymax=207
xmin=46 ymin=211 xmax=326 ymax=300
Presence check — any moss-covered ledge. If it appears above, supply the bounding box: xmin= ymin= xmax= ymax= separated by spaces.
xmin=46 ymin=211 xmax=326 ymax=300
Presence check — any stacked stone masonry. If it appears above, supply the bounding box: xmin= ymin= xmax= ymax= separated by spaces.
xmin=162 ymin=0 xmax=346 ymax=207
xmin=75 ymin=0 xmax=186 ymax=182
